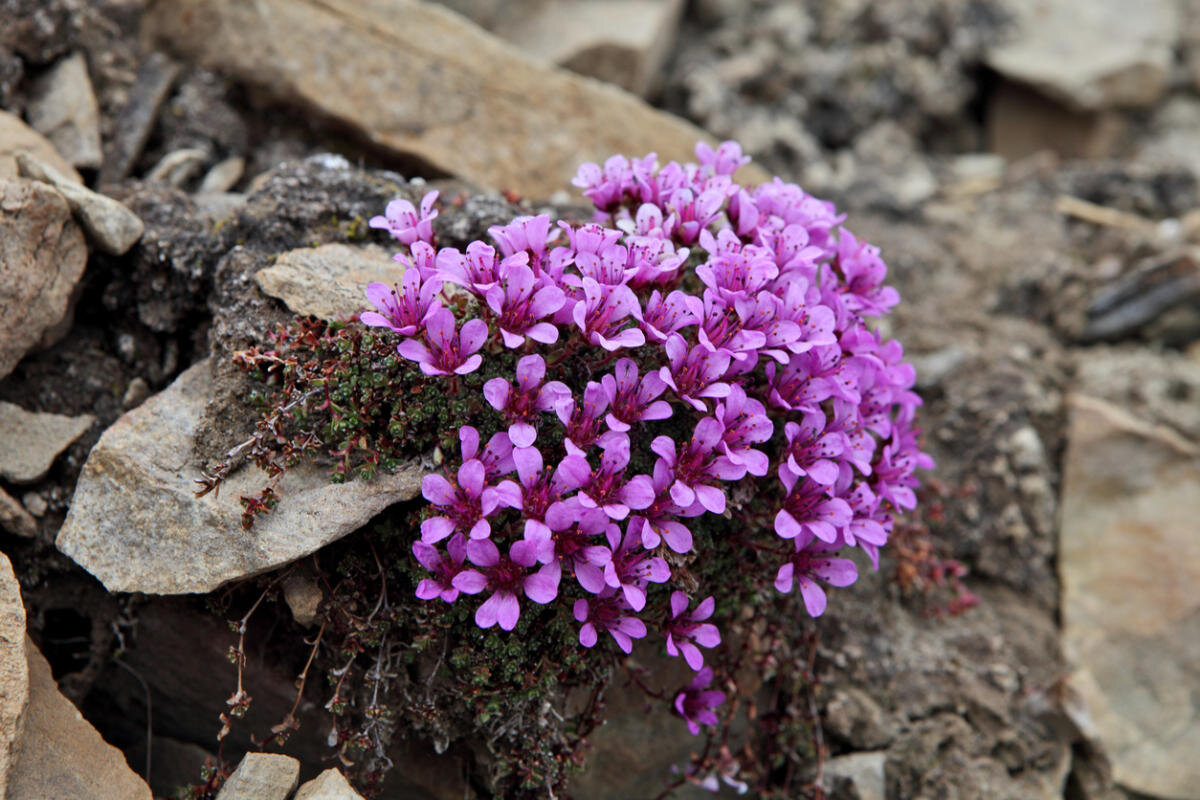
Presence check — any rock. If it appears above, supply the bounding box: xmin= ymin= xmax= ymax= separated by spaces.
xmin=25 ymin=53 xmax=102 ymax=170
xmin=823 ymin=752 xmax=886 ymax=800
xmin=0 ymin=552 xmax=29 ymax=796
xmin=194 ymin=190 xmax=247 ymax=225
xmin=985 ymin=0 xmax=1176 ymax=110
xmin=99 ymin=52 xmax=180 ymax=187
xmin=0 ymin=178 xmax=87 ymax=380
xmin=55 ymin=359 xmax=426 ymax=594
xmin=0 ymin=110 xmax=81 ymax=184
xmin=215 ymin=753 xmax=300 ymax=800
xmin=986 ymin=80 xmax=1126 ymax=160
xmin=255 ymin=243 xmax=404 ymax=320
xmin=19 ymin=493 xmax=45 ymax=518
xmin=145 ymin=147 xmax=209 ymax=186
xmin=1060 ymin=393 xmax=1200 ymax=798
xmin=8 ymin=640 xmax=153 ymax=800
xmin=15 ymin=152 xmax=144 ymax=255
xmin=493 ymin=0 xmax=684 ymax=97
xmin=199 ymin=156 xmax=245 ymax=193
xmin=283 ymin=572 xmax=323 ymax=626
xmin=1079 ymin=249 xmax=1200 ymax=343
xmin=294 ymin=768 xmax=365 ymax=800
xmin=823 ymin=688 xmax=895 ymax=750
xmin=0 ymin=490 xmax=37 ymax=538
xmin=142 ymin=0 xmax=762 ymax=199
xmin=0 ymin=401 xmax=94 ymax=483
xmin=1137 ymin=96 xmax=1200 ymax=180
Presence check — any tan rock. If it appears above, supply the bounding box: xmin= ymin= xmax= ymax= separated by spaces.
xmin=0 ymin=401 xmax=95 ymax=484
xmin=0 ymin=487 xmax=37 ymax=538
xmin=986 ymin=80 xmax=1126 ymax=161
xmin=0 ymin=553 xmax=29 ymax=797
xmin=0 ymin=178 xmax=88 ymax=380
xmin=283 ymin=571 xmax=323 ymax=626
xmin=8 ymin=641 xmax=152 ymax=800
xmin=16 ymin=152 xmax=145 ymax=255
xmin=986 ymin=0 xmax=1176 ymax=110
xmin=56 ymin=359 xmax=426 ymax=594
xmin=823 ymin=752 xmax=886 ymax=800
xmin=494 ymin=0 xmax=684 ymax=97
xmin=142 ymin=0 xmax=766 ymax=199
xmin=0 ymin=110 xmax=82 ymax=184
xmin=145 ymin=147 xmax=208 ymax=187
xmin=215 ymin=753 xmax=299 ymax=800
xmin=199 ymin=155 xmax=245 ymax=193
xmin=25 ymin=53 xmax=103 ymax=170
xmin=1060 ymin=393 xmax=1200 ymax=798
xmin=294 ymin=768 xmax=365 ymax=800
xmin=255 ymin=243 xmax=403 ymax=320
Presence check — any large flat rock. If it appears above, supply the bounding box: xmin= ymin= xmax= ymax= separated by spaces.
xmin=986 ymin=0 xmax=1176 ymax=110
xmin=142 ymin=0 xmax=764 ymax=198
xmin=0 ymin=178 xmax=88 ymax=380
xmin=56 ymin=358 xmax=425 ymax=594
xmin=1060 ymin=393 xmax=1200 ymax=799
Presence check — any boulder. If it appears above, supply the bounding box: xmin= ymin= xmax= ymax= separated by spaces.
xmin=294 ymin=768 xmax=365 ymax=800
xmin=8 ymin=642 xmax=152 ymax=800
xmin=986 ymin=0 xmax=1176 ymax=110
xmin=0 ymin=178 xmax=87 ymax=380
xmin=0 ymin=553 xmax=29 ymax=796
xmin=56 ymin=358 xmax=425 ymax=594
xmin=492 ymin=0 xmax=684 ymax=97
xmin=0 ymin=401 xmax=95 ymax=484
xmin=215 ymin=753 xmax=299 ymax=800
xmin=1060 ymin=392 xmax=1200 ymax=798
xmin=16 ymin=151 xmax=145 ymax=255
xmin=254 ymin=243 xmax=404 ymax=321
xmin=142 ymin=0 xmax=764 ymax=199
xmin=25 ymin=53 xmax=103 ymax=170
xmin=0 ymin=110 xmax=81 ymax=184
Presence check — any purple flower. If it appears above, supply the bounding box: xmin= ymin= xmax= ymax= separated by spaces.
xmin=369 ymin=189 xmax=438 ymax=245
xmin=567 ymin=434 xmax=655 ymax=520
xmin=396 ymin=306 xmax=488 ymax=376
xmin=829 ymin=230 xmax=900 ymax=317
xmin=774 ymin=471 xmax=852 ymax=544
xmin=663 ymin=592 xmax=721 ymax=671
xmin=394 ymin=240 xmax=440 ymax=281
xmin=510 ymin=445 xmax=589 ymax=540
xmin=572 ymin=278 xmax=646 ymax=351
xmin=602 ymin=358 xmax=672 ymax=432
xmin=420 ymin=458 xmax=518 ymax=543
xmin=712 ymin=385 xmax=773 ymax=479
xmin=780 ymin=413 xmax=845 ymax=487
xmin=544 ymin=504 xmax=612 ymax=592
xmin=458 ymin=426 xmax=515 ymax=481
xmin=694 ymin=289 xmax=767 ymax=363
xmin=602 ymin=520 xmax=670 ymax=611
xmin=436 ymin=240 xmax=528 ymax=297
xmin=452 ymin=538 xmax=561 ymax=630
xmin=696 ymin=140 xmax=750 ymax=177
xmin=554 ymin=382 xmax=610 ymax=457
xmin=413 ymin=534 xmax=467 ymax=602
xmin=774 ymin=531 xmax=858 ymax=617
xmin=484 ymin=263 xmax=564 ymax=347
xmin=674 ymin=667 xmax=725 ymax=735
xmin=360 ymin=269 xmax=443 ymax=336
xmin=483 ymin=355 xmax=571 ymax=447
xmin=573 ymin=592 xmax=646 ymax=653
xmin=629 ymin=460 xmax=698 ymax=554
xmin=641 ymin=289 xmax=699 ymax=343
xmin=650 ymin=417 xmax=731 ymax=514
xmin=659 ymin=334 xmax=731 ymax=412
xmin=488 ymin=214 xmax=556 ymax=263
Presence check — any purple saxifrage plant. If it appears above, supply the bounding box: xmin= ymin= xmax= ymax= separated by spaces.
xmin=361 ymin=141 xmax=931 ymax=742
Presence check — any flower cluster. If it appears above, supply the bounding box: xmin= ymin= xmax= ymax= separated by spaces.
xmin=363 ymin=142 xmax=930 ymax=737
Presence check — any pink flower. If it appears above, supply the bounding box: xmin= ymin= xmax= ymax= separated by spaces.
xmin=663 ymin=592 xmax=721 ymax=670
xmin=369 ymin=189 xmax=438 ymax=245
xmin=774 ymin=531 xmax=858 ymax=617
xmin=484 ymin=263 xmax=564 ymax=348
xmin=554 ymin=382 xmax=610 ymax=457
xmin=602 ymin=521 xmax=670 ymax=611
xmin=674 ymin=667 xmax=725 ymax=735
xmin=360 ymin=269 xmax=443 ymax=336
xmin=572 ymin=278 xmax=646 ymax=351
xmin=565 ymin=434 xmax=655 ymax=521
xmin=396 ymin=306 xmax=488 ymax=376
xmin=659 ymin=334 xmax=731 ymax=412
xmin=452 ymin=538 xmax=561 ymax=631
xmin=413 ymin=534 xmax=467 ymax=602
xmin=601 ymin=358 xmax=672 ymax=432
xmin=573 ymin=592 xmax=646 ymax=653
xmin=483 ymin=355 xmax=571 ymax=447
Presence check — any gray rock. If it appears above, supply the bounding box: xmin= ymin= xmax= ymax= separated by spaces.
xmin=19 ymin=493 xmax=45 ymax=518
xmin=0 ymin=178 xmax=87 ymax=380
xmin=215 ymin=753 xmax=299 ymax=800
xmin=283 ymin=572 xmax=323 ymax=626
xmin=986 ymin=0 xmax=1176 ymax=110
xmin=0 ymin=553 xmax=29 ymax=796
xmin=1060 ymin=392 xmax=1200 ymax=799
xmin=16 ymin=151 xmax=145 ymax=255
xmin=55 ymin=359 xmax=425 ymax=594
xmin=823 ymin=752 xmax=885 ymax=800
xmin=0 ymin=110 xmax=81 ymax=184
xmin=254 ymin=243 xmax=404 ymax=320
xmin=493 ymin=0 xmax=684 ymax=97
xmin=99 ymin=52 xmax=180 ymax=187
xmin=25 ymin=53 xmax=102 ymax=170
xmin=0 ymin=401 xmax=94 ymax=484
xmin=294 ymin=768 xmax=365 ymax=800
xmin=145 ymin=147 xmax=208 ymax=187
xmin=8 ymin=641 xmax=154 ymax=800
xmin=198 ymin=156 xmax=245 ymax=193
xmin=823 ymin=688 xmax=895 ymax=750
xmin=0 ymin=490 xmax=36 ymax=538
